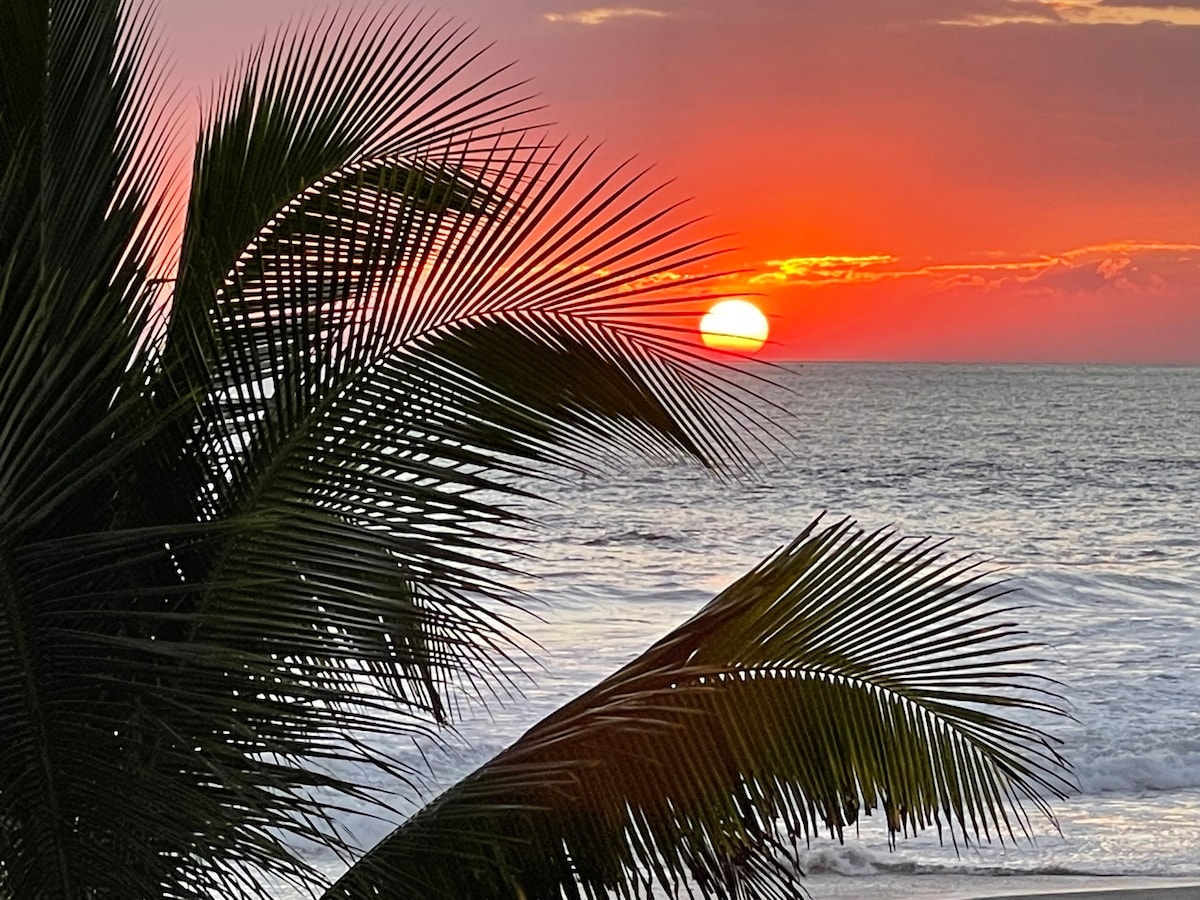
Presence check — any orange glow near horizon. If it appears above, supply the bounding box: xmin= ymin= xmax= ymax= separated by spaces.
xmin=152 ymin=1 xmax=1200 ymax=365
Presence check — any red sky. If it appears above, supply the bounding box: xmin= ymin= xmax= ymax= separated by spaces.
xmin=159 ymin=1 xmax=1200 ymax=363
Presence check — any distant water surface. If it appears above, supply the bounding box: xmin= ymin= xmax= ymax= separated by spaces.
xmin=307 ymin=364 xmax=1200 ymax=894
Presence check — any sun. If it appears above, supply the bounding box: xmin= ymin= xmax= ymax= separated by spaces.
xmin=699 ymin=299 xmax=769 ymax=354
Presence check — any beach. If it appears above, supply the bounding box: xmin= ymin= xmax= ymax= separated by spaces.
xmin=801 ymin=873 xmax=1200 ymax=899
xmin=981 ymin=886 xmax=1200 ymax=900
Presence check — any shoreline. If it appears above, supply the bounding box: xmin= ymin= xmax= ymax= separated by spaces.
xmin=967 ymin=883 xmax=1200 ymax=900
xmin=800 ymin=874 xmax=1200 ymax=899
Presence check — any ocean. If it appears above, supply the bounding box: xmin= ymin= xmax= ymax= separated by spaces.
xmin=303 ymin=363 xmax=1200 ymax=897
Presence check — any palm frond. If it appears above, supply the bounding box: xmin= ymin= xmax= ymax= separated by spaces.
xmin=3 ymin=5 xmax=789 ymax=897
xmin=132 ymin=10 xmax=778 ymax=744
xmin=158 ymin=128 xmax=782 ymax=738
xmin=0 ymin=1 xmax=182 ymax=896
xmin=144 ymin=27 xmax=783 ymax=747
xmin=325 ymin=518 xmax=1072 ymax=900
xmin=164 ymin=7 xmax=535 ymax=383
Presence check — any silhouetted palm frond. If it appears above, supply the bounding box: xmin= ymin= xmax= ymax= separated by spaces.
xmin=326 ymin=518 xmax=1071 ymax=900
xmin=0 ymin=4 xmax=779 ymax=897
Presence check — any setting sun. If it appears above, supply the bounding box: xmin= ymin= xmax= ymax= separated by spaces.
xmin=699 ymin=299 xmax=769 ymax=354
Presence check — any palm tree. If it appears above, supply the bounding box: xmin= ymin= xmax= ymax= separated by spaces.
xmin=0 ymin=3 xmax=1069 ymax=899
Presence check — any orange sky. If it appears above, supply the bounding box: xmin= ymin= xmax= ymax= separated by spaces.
xmin=159 ymin=1 xmax=1200 ymax=363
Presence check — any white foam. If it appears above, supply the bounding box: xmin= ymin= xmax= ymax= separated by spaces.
xmin=1075 ymin=748 xmax=1200 ymax=794
xmin=796 ymin=841 xmax=890 ymax=876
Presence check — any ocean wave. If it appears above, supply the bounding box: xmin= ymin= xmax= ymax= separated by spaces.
xmin=1075 ymin=746 xmax=1200 ymax=794
xmin=795 ymin=842 xmax=889 ymax=876
xmin=792 ymin=841 xmax=1090 ymax=878
xmin=794 ymin=841 xmax=1200 ymax=880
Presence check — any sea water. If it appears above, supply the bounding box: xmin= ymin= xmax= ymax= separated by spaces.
xmin=304 ymin=364 xmax=1200 ymax=896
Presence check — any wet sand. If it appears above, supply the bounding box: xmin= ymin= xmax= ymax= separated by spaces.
xmin=967 ymin=884 xmax=1200 ymax=900
xmin=801 ymin=874 xmax=1200 ymax=899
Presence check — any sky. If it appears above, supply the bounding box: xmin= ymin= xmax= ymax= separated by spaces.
xmin=156 ymin=0 xmax=1200 ymax=363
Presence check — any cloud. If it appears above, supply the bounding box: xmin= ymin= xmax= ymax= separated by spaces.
xmin=938 ymin=0 xmax=1063 ymax=26
xmin=544 ymin=7 xmax=670 ymax=26
xmin=1100 ymin=0 xmax=1200 ymax=7
xmin=940 ymin=0 xmax=1200 ymax=26
xmin=1006 ymin=240 xmax=1200 ymax=295
xmin=748 ymin=255 xmax=900 ymax=285
xmin=747 ymin=252 xmax=1060 ymax=288
xmin=746 ymin=241 xmax=1200 ymax=295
